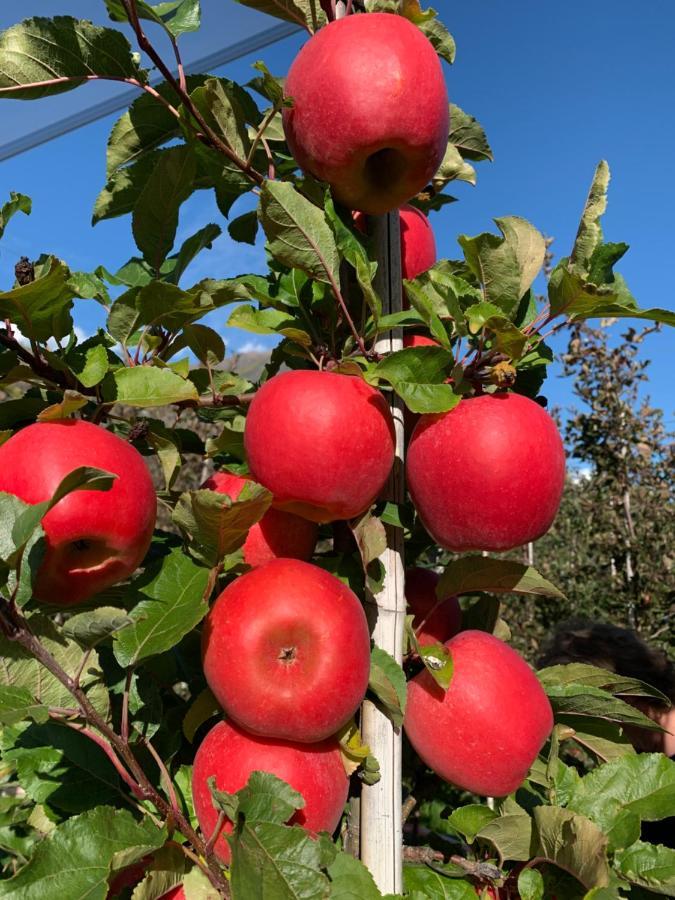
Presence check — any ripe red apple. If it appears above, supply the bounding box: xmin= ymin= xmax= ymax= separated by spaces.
xmin=244 ymin=370 xmax=395 ymax=523
xmin=0 ymin=419 xmax=156 ymax=605
xmin=403 ymin=334 xmax=439 ymax=349
xmin=406 ymin=393 xmax=565 ymax=551
xmin=202 ymin=470 xmax=317 ymax=567
xmin=160 ymin=887 xmax=185 ymax=900
xmin=405 ymin=630 xmax=553 ymax=796
xmin=406 ymin=567 xmax=461 ymax=646
xmin=283 ymin=13 xmax=449 ymax=215
xmin=354 ymin=204 xmax=437 ymax=280
xmin=202 ymin=558 xmax=371 ymax=742
xmin=192 ymin=718 xmax=349 ymax=863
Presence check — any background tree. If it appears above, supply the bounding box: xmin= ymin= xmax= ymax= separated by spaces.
xmin=511 ymin=323 xmax=674 ymax=660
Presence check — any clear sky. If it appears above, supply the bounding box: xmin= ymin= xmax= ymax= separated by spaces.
xmin=0 ymin=0 xmax=673 ymax=424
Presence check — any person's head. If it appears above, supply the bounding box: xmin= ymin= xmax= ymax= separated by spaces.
xmin=538 ymin=619 xmax=675 ymax=755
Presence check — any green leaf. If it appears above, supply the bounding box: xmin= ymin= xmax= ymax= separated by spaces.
xmin=518 ymin=868 xmax=544 ymax=900
xmin=418 ymin=15 xmax=456 ymax=66
xmin=132 ymin=145 xmax=197 ymax=271
xmin=614 ymin=841 xmax=675 ymax=895
xmin=458 ymin=217 xmax=546 ymax=317
xmin=327 ymin=851 xmax=384 ymax=899
xmin=569 ymin=160 xmax=610 ymax=277
xmin=125 ymin=841 xmax=187 ymax=900
xmin=368 ymin=646 xmax=407 ymax=728
xmin=384 ymin=340 xmax=452 ymax=389
xmin=538 ymin=663 xmax=671 ymax=706
xmin=182 ymin=866 xmax=221 ymax=899
xmin=445 ymin=804 xmax=497 ymax=843
xmin=71 ymin=344 xmax=110 ymax=388
xmin=531 ymin=806 xmax=610 ymax=890
xmin=544 ymin=682 xmax=662 ymax=731
xmin=0 ymin=686 xmax=49 ymax=727
xmin=403 ymin=382 xmax=461 ymax=414
xmin=199 ymin=77 xmax=250 ymax=158
xmin=232 ymin=771 xmax=305 ymax=826
xmin=476 ymin=813 xmax=533 ymax=863
xmin=173 ymin=482 xmax=272 ymax=567
xmin=163 ymin=223 xmax=223 ymax=285
xmin=36 ymin=390 xmax=88 ymax=422
xmin=433 ymin=143 xmax=476 ymax=191
xmin=229 ymin=210 xmax=259 ymax=245
xmin=0 ymin=17 xmax=146 ymax=100
xmin=0 ymin=615 xmax=109 ymax=719
xmin=62 ymin=606 xmax=132 ymax=647
xmin=227 ymin=304 xmax=309 ymax=343
xmin=105 ymin=81 xmax=188 ymax=177
xmin=232 ymin=0 xmax=326 ymax=32
xmin=113 ymin=547 xmax=211 ymax=667
xmin=180 ymin=324 xmax=226 ymax=367
xmin=105 ymin=0 xmax=201 ymax=37
xmin=259 ymin=181 xmax=340 ymax=285
xmin=407 ymin=619 xmax=454 ymax=690
xmin=448 ymin=104 xmax=494 ymax=163
xmin=566 ymin=753 xmax=675 ymax=838
xmin=0 ymin=256 xmax=75 ymax=343
xmin=0 ymin=192 xmax=31 ymax=241
xmin=553 ymin=716 xmax=635 ymax=763
xmin=0 ymin=806 xmax=165 ymax=900
xmin=230 ymin=822 xmax=331 ymax=900
xmin=403 ymin=866 xmax=476 ymax=899
xmin=94 ymin=152 xmax=163 ymax=225
xmin=437 ymin=556 xmax=565 ymax=599
xmin=249 ymin=61 xmax=286 ymax=106
xmin=324 ymin=195 xmax=381 ymax=321
xmin=110 ymin=366 xmax=198 ymax=407
xmin=3 ymin=722 xmax=122 ymax=814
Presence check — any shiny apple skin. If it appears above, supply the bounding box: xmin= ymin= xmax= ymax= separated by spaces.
xmin=406 ymin=393 xmax=566 ymax=551
xmin=402 ymin=334 xmax=439 ymax=349
xmin=405 ymin=630 xmax=554 ymax=796
xmin=202 ymin=558 xmax=371 ymax=742
xmin=160 ymin=887 xmax=185 ymax=900
xmin=0 ymin=419 xmax=156 ymax=605
xmin=354 ymin=204 xmax=437 ymax=280
xmin=202 ymin=471 xmax=317 ymax=567
xmin=406 ymin=567 xmax=461 ymax=646
xmin=244 ymin=370 xmax=395 ymax=523
xmin=283 ymin=13 xmax=449 ymax=215
xmin=192 ymin=719 xmax=349 ymax=863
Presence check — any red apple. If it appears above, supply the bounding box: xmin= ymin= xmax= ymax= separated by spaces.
xmin=192 ymin=718 xmax=349 ymax=863
xmin=354 ymin=204 xmax=437 ymax=280
xmin=283 ymin=13 xmax=449 ymax=215
xmin=202 ymin=470 xmax=317 ymax=567
xmin=202 ymin=558 xmax=371 ymax=742
xmin=244 ymin=370 xmax=395 ymax=523
xmin=406 ymin=393 xmax=565 ymax=551
xmin=406 ymin=567 xmax=461 ymax=646
xmin=0 ymin=419 xmax=156 ymax=605
xmin=160 ymin=887 xmax=185 ymax=900
xmin=403 ymin=334 xmax=439 ymax=349
xmin=405 ymin=630 xmax=553 ymax=796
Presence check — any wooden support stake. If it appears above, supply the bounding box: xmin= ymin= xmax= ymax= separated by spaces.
xmin=360 ymin=210 xmax=405 ymax=894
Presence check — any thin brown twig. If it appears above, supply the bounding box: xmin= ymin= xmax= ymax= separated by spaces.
xmin=121 ymin=0 xmax=264 ymax=186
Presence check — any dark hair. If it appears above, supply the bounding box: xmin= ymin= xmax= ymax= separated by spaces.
xmin=537 ymin=618 xmax=675 ymax=705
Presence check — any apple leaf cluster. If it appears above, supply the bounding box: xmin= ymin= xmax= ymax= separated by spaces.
xmin=0 ymin=1 xmax=673 ymax=899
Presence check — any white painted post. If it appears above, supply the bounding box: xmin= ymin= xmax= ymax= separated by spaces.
xmin=360 ymin=210 xmax=406 ymax=894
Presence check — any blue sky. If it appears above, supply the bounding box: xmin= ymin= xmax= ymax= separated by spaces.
xmin=0 ymin=0 xmax=673 ymax=424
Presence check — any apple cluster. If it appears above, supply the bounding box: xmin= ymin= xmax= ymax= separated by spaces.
xmin=0 ymin=10 xmax=564 ymax=883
